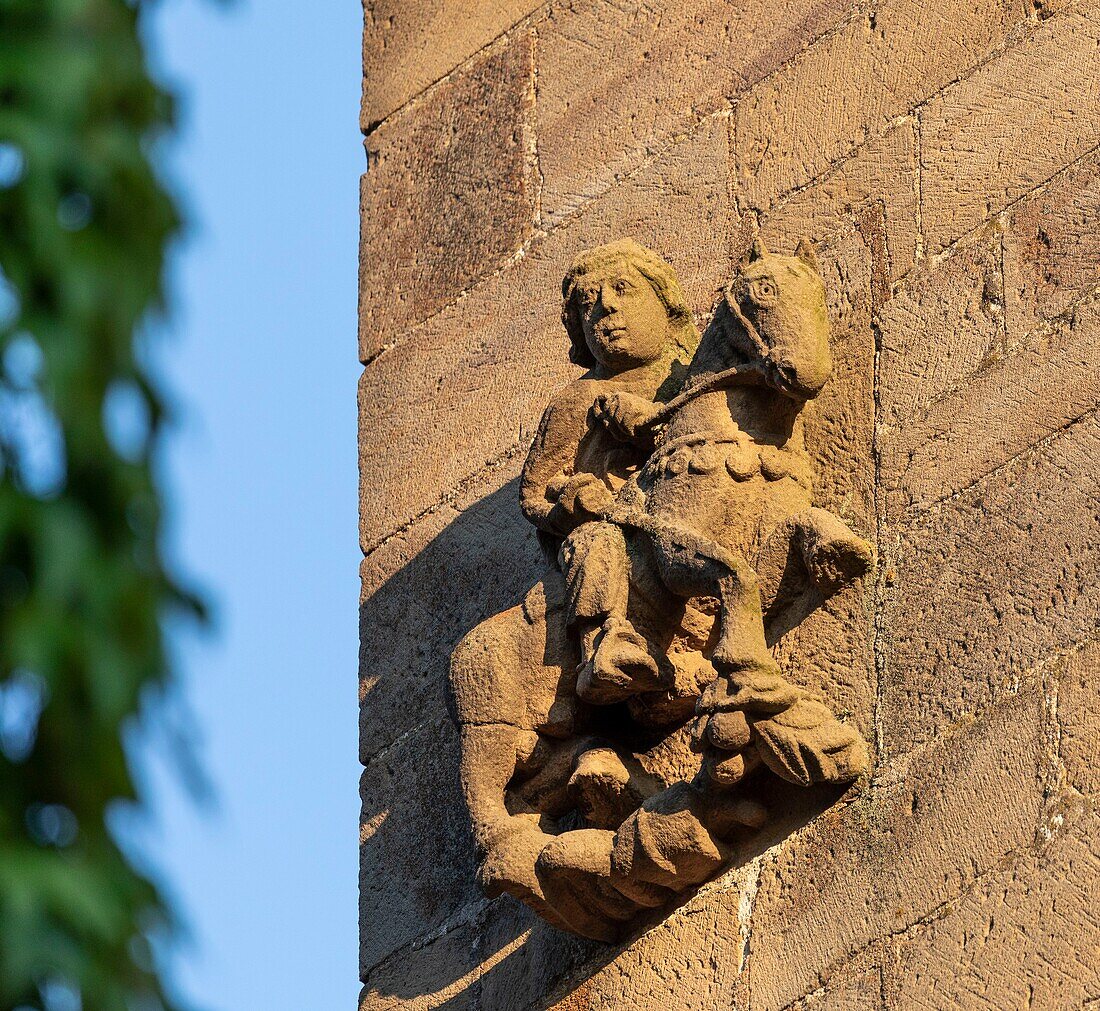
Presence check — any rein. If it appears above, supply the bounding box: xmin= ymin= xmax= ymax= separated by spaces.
xmin=646 ymin=360 xmax=766 ymax=426
xmin=645 ymin=292 xmax=771 ymax=426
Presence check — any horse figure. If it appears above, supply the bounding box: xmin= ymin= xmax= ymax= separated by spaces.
xmin=590 ymin=236 xmax=873 ymax=790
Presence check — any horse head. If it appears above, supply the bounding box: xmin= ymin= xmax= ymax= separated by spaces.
xmin=723 ymin=237 xmax=832 ymax=401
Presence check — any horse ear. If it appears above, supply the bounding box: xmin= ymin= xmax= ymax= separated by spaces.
xmin=740 ymin=236 xmax=768 ymax=266
xmin=794 ymin=236 xmax=820 ymax=271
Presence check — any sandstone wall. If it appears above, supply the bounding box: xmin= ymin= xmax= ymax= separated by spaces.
xmin=358 ymin=2 xmax=1100 ymax=1007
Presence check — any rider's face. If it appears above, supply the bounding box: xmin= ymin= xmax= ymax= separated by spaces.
xmin=574 ymin=261 xmax=671 ymax=370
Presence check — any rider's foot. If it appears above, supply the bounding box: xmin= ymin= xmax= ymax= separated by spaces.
xmin=699 ymin=665 xmax=802 ymax=716
xmin=706 ymin=709 xmax=752 ymax=751
xmin=576 ymin=617 xmax=662 ymax=704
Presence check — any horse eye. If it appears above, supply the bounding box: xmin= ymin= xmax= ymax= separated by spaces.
xmin=753 ymin=279 xmax=776 ymax=303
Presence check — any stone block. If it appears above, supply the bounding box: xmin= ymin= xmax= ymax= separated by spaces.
xmin=359 ymin=899 xmax=584 ymax=1011
xmin=362 ymin=0 xmax=544 ymax=127
xmin=747 ymin=689 xmax=1045 ymax=1011
xmin=359 ymin=916 xmax=482 ymax=1010
xmin=920 ymin=8 xmax=1100 ymax=254
xmin=762 ymin=120 xmax=920 ymax=283
xmin=536 ymin=0 xmax=853 ymax=223
xmin=1003 ymin=148 xmax=1100 ymax=337
xmin=773 ymin=227 xmax=878 ymax=744
xmin=360 ymin=718 xmax=483 ymax=977
xmin=574 ymin=874 xmax=747 ymax=1010
xmin=477 ymin=900 xmax=605 ymax=1011
xmin=358 ymin=118 xmax=734 ymax=550
xmin=359 ymin=467 xmax=544 ymax=764
xmin=879 ymin=410 xmax=1100 ymax=758
xmin=881 ymin=293 xmax=1100 ymax=508
xmin=877 ymin=235 xmax=1005 ymax=431
xmin=885 ymin=808 xmax=1100 ymax=1009
xmin=360 ymin=35 xmax=538 ymax=359
xmin=1057 ymin=638 xmax=1100 ymax=797
xmin=732 ymin=0 xmax=1021 ymax=212
xmin=803 ymin=226 xmax=877 ymax=532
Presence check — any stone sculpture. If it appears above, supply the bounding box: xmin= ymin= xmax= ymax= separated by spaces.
xmin=449 ymin=236 xmax=874 ymax=941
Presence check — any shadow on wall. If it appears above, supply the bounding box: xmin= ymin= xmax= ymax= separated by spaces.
xmin=358 ymin=477 xmax=547 ymax=759
xmin=362 ymin=762 xmax=852 ymax=1010
xmin=359 ymin=475 xmax=871 ymax=1009
xmin=358 ymin=477 xmax=554 ymax=997
xmin=356 ymin=476 xmax=607 ymax=1005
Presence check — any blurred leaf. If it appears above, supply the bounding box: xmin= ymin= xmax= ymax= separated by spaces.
xmin=0 ymin=1 xmax=207 ymax=1007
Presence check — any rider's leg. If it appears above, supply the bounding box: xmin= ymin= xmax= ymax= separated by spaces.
xmin=559 ymin=521 xmax=661 ymax=703
xmin=640 ymin=519 xmax=803 ymax=787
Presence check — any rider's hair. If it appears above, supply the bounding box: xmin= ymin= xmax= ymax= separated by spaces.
xmin=561 ymin=238 xmax=698 ymax=368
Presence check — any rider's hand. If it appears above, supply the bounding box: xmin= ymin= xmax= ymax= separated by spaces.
xmin=592 ymin=391 xmax=658 ymax=441
xmin=558 ymin=473 xmax=614 ymax=522
xmin=573 ymin=480 xmax=614 ymax=518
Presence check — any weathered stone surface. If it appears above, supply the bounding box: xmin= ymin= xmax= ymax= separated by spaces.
xmin=360 ymin=915 xmax=482 ymax=1010
xmin=359 ymin=467 xmax=542 ymax=763
xmin=920 ymin=8 xmax=1100 ymax=254
xmin=582 ymin=881 xmax=745 ymax=1008
xmin=881 ymin=293 xmax=1100 ymax=508
xmin=775 ymin=227 xmax=877 ymax=744
xmin=1057 ymin=638 xmax=1100 ymax=797
xmin=787 ymin=948 xmax=883 ymax=1010
xmin=360 ymin=719 xmax=483 ymax=977
xmin=880 ymin=411 xmax=1100 ymax=758
xmin=359 ymin=119 xmax=733 ymax=551
xmin=1003 ymin=149 xmax=1100 ymax=336
xmin=362 ymin=0 xmax=544 ymax=128
xmin=359 ymin=899 xmax=591 ymax=1011
xmin=360 ymin=36 xmax=538 ymax=359
xmin=732 ymin=0 xmax=1022 ymax=212
xmin=536 ymin=0 xmax=853 ymax=223
xmin=804 ymin=227 xmax=877 ymax=531
xmin=763 ymin=121 xmax=920 ymax=283
xmin=877 ymin=235 xmax=1005 ymax=431
xmin=478 ymin=867 xmax=751 ymax=1010
xmin=748 ymin=689 xmax=1045 ymax=1011
xmin=478 ymin=901 xmax=601 ymax=1011
xmin=886 ymin=808 xmax=1100 ymax=1009
xmin=772 ymin=583 xmax=875 ymax=754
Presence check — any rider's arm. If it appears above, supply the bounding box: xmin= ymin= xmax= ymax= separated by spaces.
xmin=520 ymin=385 xmax=606 ymax=536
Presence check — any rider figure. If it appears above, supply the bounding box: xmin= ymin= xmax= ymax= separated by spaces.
xmin=519 ymin=238 xmax=697 ymax=703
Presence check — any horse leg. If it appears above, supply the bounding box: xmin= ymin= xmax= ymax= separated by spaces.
xmin=638 ymin=520 xmax=806 ymax=787
xmin=792 ymin=506 xmax=874 ymax=596
xmin=642 ymin=520 xmax=777 ymax=677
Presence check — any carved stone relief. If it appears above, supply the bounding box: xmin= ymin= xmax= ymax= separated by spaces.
xmin=449 ymin=235 xmax=874 ymax=941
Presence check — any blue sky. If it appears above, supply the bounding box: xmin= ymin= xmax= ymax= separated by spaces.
xmin=135 ymin=2 xmax=363 ymax=1007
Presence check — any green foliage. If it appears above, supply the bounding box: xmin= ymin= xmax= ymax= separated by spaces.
xmin=0 ymin=1 xmax=203 ymax=1007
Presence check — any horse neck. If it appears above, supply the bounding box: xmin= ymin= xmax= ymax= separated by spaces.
xmin=687 ymin=317 xmax=745 ymax=377
xmin=726 ymin=386 xmax=805 ymax=446
xmin=679 ymin=315 xmax=805 ymax=445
